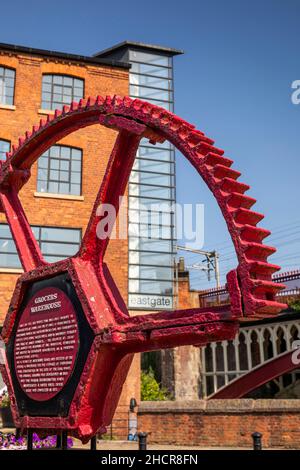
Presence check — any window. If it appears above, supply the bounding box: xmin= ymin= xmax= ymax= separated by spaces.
xmin=0 ymin=139 xmax=10 ymax=161
xmin=31 ymin=226 xmax=81 ymax=263
xmin=0 ymin=224 xmax=81 ymax=268
xmin=128 ymin=50 xmax=175 ymax=309
xmin=0 ymin=67 xmax=15 ymax=105
xmin=41 ymin=74 xmax=84 ymax=110
xmin=37 ymin=145 xmax=82 ymax=195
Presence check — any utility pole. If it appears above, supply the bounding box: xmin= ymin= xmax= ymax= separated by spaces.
xmin=176 ymin=245 xmax=221 ymax=302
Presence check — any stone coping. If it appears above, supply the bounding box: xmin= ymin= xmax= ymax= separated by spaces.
xmin=138 ymin=399 xmax=300 ymax=414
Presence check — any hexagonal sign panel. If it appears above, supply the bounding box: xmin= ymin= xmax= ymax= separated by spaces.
xmin=6 ymin=273 xmax=94 ymax=418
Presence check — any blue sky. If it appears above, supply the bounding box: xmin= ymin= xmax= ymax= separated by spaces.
xmin=1 ymin=0 xmax=299 ymax=288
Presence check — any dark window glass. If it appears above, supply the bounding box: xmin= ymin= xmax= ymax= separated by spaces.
xmin=0 ymin=224 xmax=81 ymax=268
xmin=41 ymin=74 xmax=84 ymax=110
xmin=0 ymin=67 xmax=15 ymax=105
xmin=0 ymin=139 xmax=10 ymax=161
xmin=37 ymin=145 xmax=82 ymax=195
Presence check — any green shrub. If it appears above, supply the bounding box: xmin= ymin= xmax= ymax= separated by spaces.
xmin=290 ymin=300 xmax=300 ymax=312
xmin=0 ymin=392 xmax=10 ymax=409
xmin=141 ymin=367 xmax=170 ymax=401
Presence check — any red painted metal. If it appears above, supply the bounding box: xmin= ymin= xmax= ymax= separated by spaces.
xmin=0 ymin=95 xmax=287 ymax=442
xmin=208 ymin=349 xmax=299 ymax=399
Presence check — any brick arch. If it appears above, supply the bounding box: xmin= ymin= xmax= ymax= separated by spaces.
xmin=0 ymin=95 xmax=286 ymax=319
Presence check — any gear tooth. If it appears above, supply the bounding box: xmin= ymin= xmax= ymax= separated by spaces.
xmin=112 ymin=95 xmax=123 ymax=108
xmin=169 ymin=117 xmax=183 ymax=132
xmin=243 ymin=242 xmax=276 ymax=261
xmin=70 ymin=101 xmax=78 ymax=111
xmin=255 ymin=300 xmax=288 ymax=315
xmin=104 ymin=95 xmax=114 ymax=112
xmin=95 ymin=95 xmax=105 ymax=106
xmin=214 ymin=164 xmax=241 ymax=180
xmin=85 ymin=97 xmax=92 ymax=107
xmin=141 ymin=102 xmax=152 ymax=114
xmin=12 ymin=144 xmax=17 ymax=153
xmin=234 ymin=208 xmax=264 ymax=225
xmin=104 ymin=95 xmax=113 ymax=106
xmin=177 ymin=124 xmax=190 ymax=140
xmin=251 ymin=279 xmax=285 ymax=298
xmin=195 ymin=141 xmax=224 ymax=157
xmin=187 ymin=131 xmax=214 ymax=148
xmin=54 ymin=109 xmax=62 ymax=118
xmin=132 ymin=98 xmax=144 ymax=111
xmin=25 ymin=131 xmax=31 ymax=140
xmin=62 ymin=104 xmax=70 ymax=114
xmin=123 ymin=96 xmax=132 ymax=108
xmin=32 ymin=125 xmax=39 ymax=133
xmin=220 ymin=177 xmax=249 ymax=194
xmin=6 ymin=152 xmax=11 ymax=160
xmin=227 ymin=192 xmax=256 ymax=210
xmin=159 ymin=112 xmax=171 ymax=127
xmin=18 ymin=137 xmax=25 ymax=147
xmin=240 ymin=225 xmax=271 ymax=243
xmin=248 ymin=260 xmax=281 ymax=278
xmin=150 ymin=104 xmax=163 ymax=120
xmin=204 ymin=152 xmax=233 ymax=168
xmin=78 ymin=99 xmax=85 ymax=108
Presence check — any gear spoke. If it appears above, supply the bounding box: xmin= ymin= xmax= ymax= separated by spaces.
xmin=79 ymin=129 xmax=143 ymax=265
xmin=0 ymin=188 xmax=45 ymax=272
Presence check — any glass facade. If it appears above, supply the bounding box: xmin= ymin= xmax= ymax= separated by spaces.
xmin=0 ymin=224 xmax=81 ymax=268
xmin=37 ymin=145 xmax=82 ymax=195
xmin=0 ymin=139 xmax=10 ymax=161
xmin=41 ymin=74 xmax=84 ymax=110
xmin=127 ymin=50 xmax=176 ymax=310
xmin=0 ymin=67 xmax=15 ymax=106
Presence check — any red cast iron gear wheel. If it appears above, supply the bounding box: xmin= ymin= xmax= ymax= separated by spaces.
xmin=0 ymin=95 xmax=287 ymax=441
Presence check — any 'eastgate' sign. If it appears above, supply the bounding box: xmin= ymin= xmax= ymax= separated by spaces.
xmin=128 ymin=293 xmax=173 ymax=310
xmin=13 ymin=287 xmax=79 ymax=402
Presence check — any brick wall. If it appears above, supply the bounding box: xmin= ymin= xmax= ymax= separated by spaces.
xmin=138 ymin=400 xmax=300 ymax=448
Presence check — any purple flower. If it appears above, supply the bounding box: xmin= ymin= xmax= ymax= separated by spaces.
xmin=67 ymin=437 xmax=74 ymax=449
